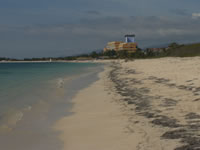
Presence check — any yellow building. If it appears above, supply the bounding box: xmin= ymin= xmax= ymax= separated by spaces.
xmin=104 ymin=41 xmax=137 ymax=53
xmin=104 ymin=34 xmax=138 ymax=53
xmin=103 ymin=41 xmax=123 ymax=52
xmin=118 ymin=43 xmax=137 ymax=52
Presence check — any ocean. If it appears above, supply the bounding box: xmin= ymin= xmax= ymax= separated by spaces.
xmin=0 ymin=62 xmax=103 ymax=150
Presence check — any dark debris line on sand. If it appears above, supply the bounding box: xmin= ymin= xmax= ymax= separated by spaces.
xmin=148 ymin=76 xmax=200 ymax=96
xmin=108 ymin=62 xmax=200 ymax=150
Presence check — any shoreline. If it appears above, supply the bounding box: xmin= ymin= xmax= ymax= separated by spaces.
xmin=54 ymin=63 xmax=136 ymax=150
xmin=0 ymin=62 xmax=103 ymax=150
xmin=54 ymin=57 xmax=200 ymax=150
xmin=0 ymin=60 xmax=112 ymax=63
xmin=54 ymin=61 xmax=179 ymax=150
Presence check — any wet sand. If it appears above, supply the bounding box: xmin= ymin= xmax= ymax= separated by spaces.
xmin=55 ymin=57 xmax=200 ymax=150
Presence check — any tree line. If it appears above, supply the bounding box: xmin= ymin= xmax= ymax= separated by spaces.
xmin=1 ymin=42 xmax=196 ymax=61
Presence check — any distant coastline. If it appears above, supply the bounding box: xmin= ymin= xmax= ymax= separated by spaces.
xmin=0 ymin=59 xmax=112 ymax=63
xmin=2 ymin=42 xmax=200 ymax=62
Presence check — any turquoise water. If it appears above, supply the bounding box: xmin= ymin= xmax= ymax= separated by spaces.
xmin=0 ymin=62 xmax=103 ymax=150
xmin=0 ymin=62 xmax=99 ymax=113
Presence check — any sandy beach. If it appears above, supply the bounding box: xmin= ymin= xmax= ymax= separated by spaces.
xmin=55 ymin=57 xmax=200 ymax=150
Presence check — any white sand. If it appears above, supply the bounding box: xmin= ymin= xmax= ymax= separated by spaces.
xmin=54 ymin=66 xmax=139 ymax=150
xmin=120 ymin=57 xmax=200 ymax=123
xmin=54 ymin=57 xmax=200 ymax=150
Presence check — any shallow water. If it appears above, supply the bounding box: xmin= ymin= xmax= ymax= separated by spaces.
xmin=0 ymin=62 xmax=103 ymax=150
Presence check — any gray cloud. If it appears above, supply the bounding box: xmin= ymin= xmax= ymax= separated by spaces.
xmin=192 ymin=13 xmax=200 ymax=19
xmin=1 ymin=15 xmax=200 ymax=58
xmin=170 ymin=9 xmax=189 ymax=16
xmin=85 ymin=10 xmax=101 ymax=15
xmin=1 ymin=0 xmax=200 ymax=58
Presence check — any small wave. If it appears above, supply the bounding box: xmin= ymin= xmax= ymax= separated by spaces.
xmin=7 ymin=111 xmax=24 ymax=127
xmin=57 ymin=78 xmax=64 ymax=88
xmin=0 ymin=111 xmax=23 ymax=133
xmin=24 ymin=106 xmax=32 ymax=111
xmin=0 ymin=105 xmax=32 ymax=133
xmin=0 ymin=125 xmax=12 ymax=133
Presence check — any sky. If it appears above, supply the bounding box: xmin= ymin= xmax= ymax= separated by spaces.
xmin=1 ymin=0 xmax=200 ymax=58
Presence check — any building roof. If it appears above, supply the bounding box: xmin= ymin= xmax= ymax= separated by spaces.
xmin=107 ymin=41 xmax=123 ymax=44
xmin=125 ymin=34 xmax=135 ymax=37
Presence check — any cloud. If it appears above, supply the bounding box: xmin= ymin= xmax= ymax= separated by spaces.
xmin=192 ymin=13 xmax=200 ymax=19
xmin=21 ymin=15 xmax=200 ymax=43
xmin=1 ymin=15 xmax=200 ymax=58
xmin=171 ymin=9 xmax=188 ymax=16
xmin=85 ymin=10 xmax=101 ymax=15
xmin=1 ymin=0 xmax=200 ymax=58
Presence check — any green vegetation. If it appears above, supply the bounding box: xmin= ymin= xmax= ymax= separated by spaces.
xmin=1 ymin=42 xmax=200 ymax=61
xmin=144 ymin=42 xmax=200 ymax=58
xmin=103 ymin=50 xmax=117 ymax=58
xmin=117 ymin=49 xmax=145 ymax=59
xmin=166 ymin=43 xmax=200 ymax=57
xmin=0 ymin=57 xmax=18 ymax=61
